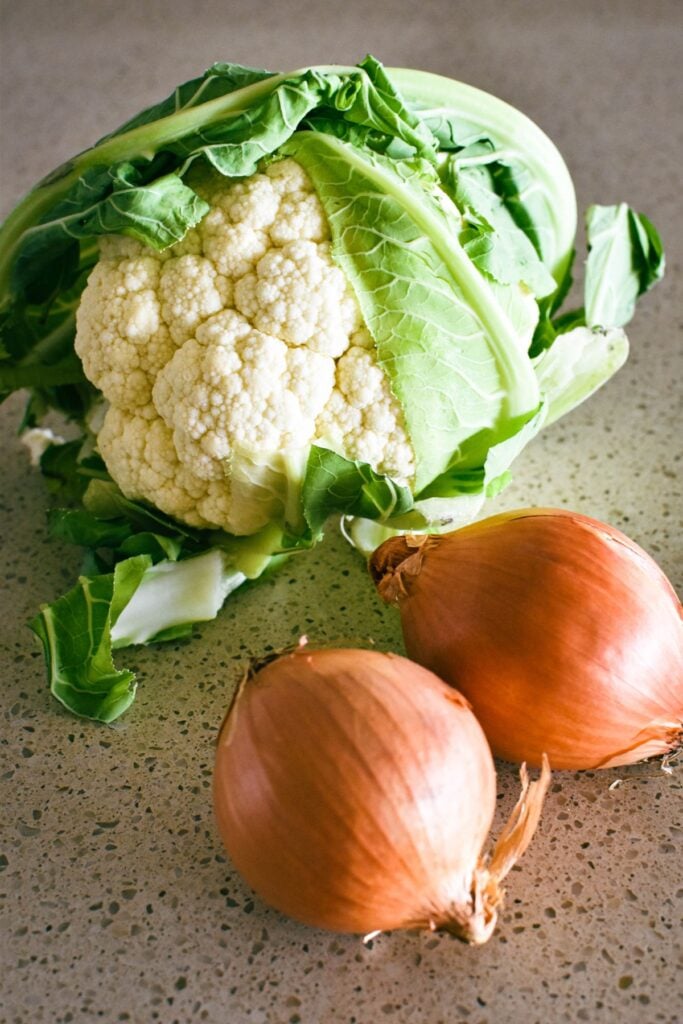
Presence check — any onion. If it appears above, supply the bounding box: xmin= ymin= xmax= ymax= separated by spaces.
xmin=213 ymin=646 xmax=549 ymax=942
xmin=370 ymin=508 xmax=683 ymax=771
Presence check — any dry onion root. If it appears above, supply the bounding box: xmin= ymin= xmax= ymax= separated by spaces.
xmin=213 ymin=646 xmax=550 ymax=942
xmin=371 ymin=508 xmax=683 ymax=771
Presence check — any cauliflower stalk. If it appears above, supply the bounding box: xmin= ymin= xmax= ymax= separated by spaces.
xmin=0 ymin=58 xmax=663 ymax=721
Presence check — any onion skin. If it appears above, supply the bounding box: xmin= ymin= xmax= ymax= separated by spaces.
xmin=213 ymin=647 xmax=549 ymax=941
xmin=371 ymin=508 xmax=683 ymax=771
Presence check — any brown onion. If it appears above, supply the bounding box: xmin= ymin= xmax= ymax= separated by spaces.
xmin=213 ymin=646 xmax=549 ymax=942
xmin=371 ymin=508 xmax=683 ymax=771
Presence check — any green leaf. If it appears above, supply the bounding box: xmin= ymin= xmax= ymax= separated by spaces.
xmin=533 ymin=325 xmax=629 ymax=426
xmin=535 ymin=204 xmax=664 ymax=358
xmin=0 ymin=284 xmax=81 ymax=367
xmin=345 ymin=402 xmax=546 ymax=552
xmin=528 ymin=251 xmax=576 ymax=357
xmin=48 ymin=507 xmax=182 ymax=563
xmin=485 ymin=159 xmax=556 ymax=269
xmin=82 ymin=479 xmax=202 ymax=541
xmin=441 ymin=148 xmax=556 ymax=298
xmin=415 ymin=404 xmax=544 ymax=500
xmin=342 ymin=56 xmax=437 ymax=160
xmin=0 ymin=239 xmax=97 ymax=414
xmin=12 ymin=168 xmax=209 ymax=301
xmin=109 ymin=555 xmax=154 ymax=627
xmin=38 ymin=438 xmax=90 ymax=501
xmin=301 ymin=115 xmax=418 ymax=160
xmin=50 ymin=484 xmax=189 ymax=563
xmin=390 ymin=67 xmax=578 ymax=284
xmin=301 ymin=446 xmax=414 ymax=538
xmin=48 ymin=507 xmax=133 ymax=549
xmin=99 ymin=62 xmax=277 ymax=140
xmin=80 ymin=549 xmax=112 ymax=577
xmin=118 ymin=532 xmax=184 ymax=562
xmin=285 ymin=130 xmax=540 ymax=490
xmin=108 ymin=549 xmax=246 ymax=648
xmin=584 ymin=204 xmax=665 ymax=328
xmin=0 ymin=354 xmax=86 ymax=392
xmin=27 ymin=547 xmax=267 ymax=721
xmin=28 ymin=557 xmax=151 ymax=722
xmin=217 ymin=521 xmax=303 ymax=577
xmin=167 ymin=60 xmax=435 ymax=178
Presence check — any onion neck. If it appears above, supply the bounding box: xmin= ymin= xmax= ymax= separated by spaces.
xmin=369 ymin=534 xmax=437 ymax=604
xmin=430 ymin=757 xmax=551 ymax=944
xmin=432 ymin=868 xmax=502 ymax=944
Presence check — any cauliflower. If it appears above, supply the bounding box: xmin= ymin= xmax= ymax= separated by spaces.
xmin=75 ymin=159 xmax=414 ymax=535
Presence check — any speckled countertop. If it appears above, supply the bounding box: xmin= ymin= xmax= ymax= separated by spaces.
xmin=1 ymin=2 xmax=681 ymax=1022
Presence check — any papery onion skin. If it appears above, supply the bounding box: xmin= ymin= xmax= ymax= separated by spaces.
xmin=213 ymin=647 xmax=547 ymax=941
xmin=371 ymin=508 xmax=683 ymax=771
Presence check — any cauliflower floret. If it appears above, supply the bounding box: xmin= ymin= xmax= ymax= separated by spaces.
xmin=265 ymin=158 xmax=313 ymax=195
xmin=98 ymin=236 xmax=146 ymax=261
xmin=153 ymin=309 xmax=335 ymax=480
xmin=97 ymin=405 xmax=233 ymax=529
xmin=100 ymin=230 xmax=204 ymax=262
xmin=268 ymin=193 xmax=328 ymax=245
xmin=75 ymin=255 xmax=174 ymax=412
xmin=75 ymin=158 xmax=417 ymax=534
xmin=164 ymin=228 xmax=204 ymax=259
xmin=349 ymin=325 xmax=375 ymax=349
xmin=234 ymin=240 xmax=361 ymax=357
xmin=159 ymin=255 xmax=231 ymax=344
xmin=316 ymin=346 xmax=415 ymax=483
xmin=199 ymin=170 xmax=279 ymax=278
xmin=201 ymin=217 xmax=270 ymax=279
xmin=219 ymin=175 xmax=281 ymax=228
xmin=265 ymin=159 xmax=328 ymax=243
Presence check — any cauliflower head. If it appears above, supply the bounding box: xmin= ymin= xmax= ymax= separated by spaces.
xmin=75 ymin=159 xmax=414 ymax=535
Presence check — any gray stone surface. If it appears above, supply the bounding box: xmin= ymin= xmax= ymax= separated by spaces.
xmin=1 ymin=1 xmax=681 ymax=1022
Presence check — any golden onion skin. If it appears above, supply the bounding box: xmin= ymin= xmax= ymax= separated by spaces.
xmin=213 ymin=648 xmax=499 ymax=937
xmin=371 ymin=509 xmax=683 ymax=771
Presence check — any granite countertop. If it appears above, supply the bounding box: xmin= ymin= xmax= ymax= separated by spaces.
xmin=1 ymin=2 xmax=681 ymax=1022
